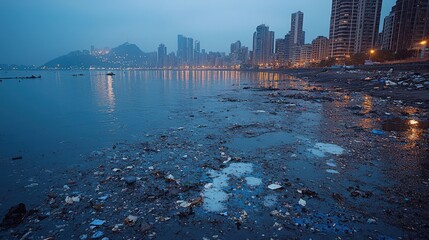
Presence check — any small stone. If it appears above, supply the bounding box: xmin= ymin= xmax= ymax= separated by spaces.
xmin=123 ymin=176 xmax=137 ymax=185
xmin=140 ymin=222 xmax=152 ymax=233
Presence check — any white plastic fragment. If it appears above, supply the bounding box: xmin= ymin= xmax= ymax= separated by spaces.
xmin=298 ymin=198 xmax=306 ymax=207
xmin=267 ymin=184 xmax=282 ymax=190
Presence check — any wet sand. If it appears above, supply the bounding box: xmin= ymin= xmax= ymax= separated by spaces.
xmin=1 ymin=70 xmax=428 ymax=239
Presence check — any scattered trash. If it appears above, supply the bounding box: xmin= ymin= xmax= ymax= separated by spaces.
xmin=124 ymin=215 xmax=138 ymax=226
xmin=65 ymin=196 xmax=80 ymax=204
xmin=90 ymin=219 xmax=106 ymax=226
xmin=372 ymin=129 xmax=385 ymax=135
xmin=326 ymin=169 xmax=339 ymax=174
xmin=298 ymin=198 xmax=307 ymax=207
xmin=98 ymin=195 xmax=109 ymax=201
xmin=367 ymin=218 xmax=377 ymax=224
xmin=267 ymin=183 xmax=283 ymax=190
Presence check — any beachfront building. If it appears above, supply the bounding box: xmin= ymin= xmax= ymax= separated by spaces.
xmin=354 ymin=0 xmax=383 ymax=53
xmin=329 ymin=0 xmax=359 ymax=60
xmin=329 ymin=0 xmax=383 ymax=60
xmin=311 ymin=36 xmax=329 ymax=62
xmin=388 ymin=0 xmax=429 ymax=52
xmin=252 ymin=24 xmax=275 ymax=65
xmin=381 ymin=9 xmax=396 ymax=50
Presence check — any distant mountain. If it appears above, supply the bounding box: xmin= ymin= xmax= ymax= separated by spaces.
xmin=41 ymin=42 xmax=157 ymax=69
xmin=43 ymin=50 xmax=100 ymax=69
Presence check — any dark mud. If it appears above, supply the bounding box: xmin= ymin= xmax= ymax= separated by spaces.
xmin=1 ymin=72 xmax=428 ymax=239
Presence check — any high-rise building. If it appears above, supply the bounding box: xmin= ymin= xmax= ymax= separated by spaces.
xmin=311 ymin=36 xmax=329 ymax=61
xmin=289 ymin=11 xmax=306 ymax=63
xmin=252 ymin=24 xmax=275 ymax=65
xmin=157 ymin=44 xmax=167 ymax=68
xmin=194 ymin=40 xmax=201 ymax=66
xmin=290 ymin=11 xmax=305 ymax=46
xmin=390 ymin=0 xmax=429 ymax=52
xmin=355 ymin=0 xmax=383 ymax=53
xmin=381 ymin=9 xmax=396 ymax=50
xmin=275 ymin=38 xmax=287 ymax=64
xmin=329 ymin=0 xmax=359 ymax=60
xmin=177 ymin=34 xmax=194 ymax=66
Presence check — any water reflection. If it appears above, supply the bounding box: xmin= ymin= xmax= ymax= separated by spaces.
xmin=361 ymin=95 xmax=373 ymax=114
xmin=90 ymin=73 xmax=116 ymax=113
xmin=382 ymin=117 xmax=429 ymax=149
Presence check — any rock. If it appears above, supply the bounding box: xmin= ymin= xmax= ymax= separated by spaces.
xmin=123 ymin=176 xmax=137 ymax=185
xmin=0 ymin=203 xmax=27 ymax=228
xmin=140 ymin=222 xmax=153 ymax=233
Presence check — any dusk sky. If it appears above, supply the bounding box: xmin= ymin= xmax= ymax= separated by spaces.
xmin=0 ymin=0 xmax=395 ymax=65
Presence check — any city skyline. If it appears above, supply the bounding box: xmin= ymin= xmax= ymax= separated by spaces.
xmin=0 ymin=0 xmax=396 ymax=65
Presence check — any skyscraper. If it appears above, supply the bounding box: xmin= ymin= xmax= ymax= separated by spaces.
xmin=289 ymin=11 xmax=306 ymax=64
xmin=381 ymin=9 xmax=396 ymax=50
xmin=329 ymin=0 xmax=359 ymax=60
xmin=157 ymin=44 xmax=167 ymax=68
xmin=194 ymin=40 xmax=201 ymax=66
xmin=177 ymin=34 xmax=194 ymax=66
xmin=252 ymin=24 xmax=274 ymax=65
xmin=290 ymin=11 xmax=305 ymax=46
xmin=390 ymin=0 xmax=429 ymax=52
xmin=355 ymin=0 xmax=383 ymax=53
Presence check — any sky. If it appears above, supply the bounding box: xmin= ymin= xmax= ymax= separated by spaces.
xmin=0 ymin=0 xmax=396 ymax=65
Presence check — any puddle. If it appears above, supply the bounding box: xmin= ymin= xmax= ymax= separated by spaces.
xmin=228 ymin=131 xmax=294 ymax=152
xmin=203 ymin=163 xmax=256 ymax=212
xmin=382 ymin=118 xmax=429 ymax=132
xmin=308 ymin=143 xmax=344 ymax=158
xmin=263 ymin=195 xmax=278 ymax=207
xmin=245 ymin=177 xmax=262 ymax=187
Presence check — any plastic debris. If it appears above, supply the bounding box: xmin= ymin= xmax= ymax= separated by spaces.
xmin=65 ymin=196 xmax=80 ymax=204
xmin=372 ymin=129 xmax=385 ymax=135
xmin=326 ymin=169 xmax=340 ymax=174
xmin=90 ymin=219 xmax=106 ymax=226
xmin=367 ymin=218 xmax=377 ymax=224
xmin=98 ymin=195 xmax=109 ymax=201
xmin=298 ymin=198 xmax=307 ymax=207
xmin=124 ymin=215 xmax=138 ymax=226
xmin=268 ymin=184 xmax=283 ymax=190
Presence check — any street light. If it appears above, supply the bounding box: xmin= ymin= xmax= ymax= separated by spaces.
xmin=420 ymin=40 xmax=427 ymax=59
xmin=369 ymin=49 xmax=375 ymax=61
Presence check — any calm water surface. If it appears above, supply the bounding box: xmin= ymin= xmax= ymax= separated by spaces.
xmin=0 ymin=70 xmax=295 ymax=209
